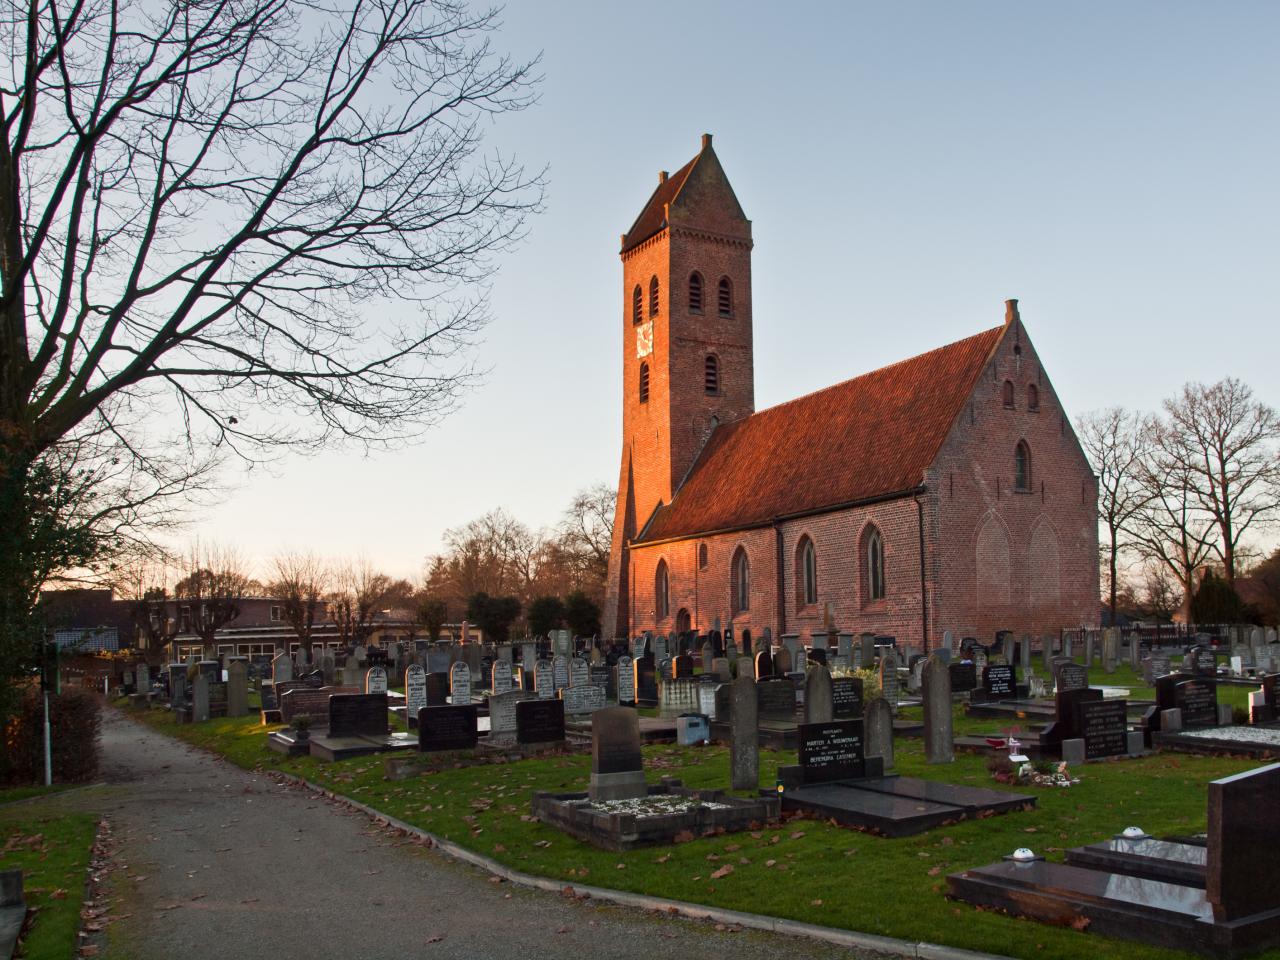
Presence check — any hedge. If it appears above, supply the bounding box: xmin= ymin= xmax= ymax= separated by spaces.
xmin=1 ymin=684 xmax=102 ymax=785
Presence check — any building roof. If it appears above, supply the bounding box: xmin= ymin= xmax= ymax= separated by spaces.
xmin=620 ymin=155 xmax=699 ymax=254
xmin=637 ymin=324 xmax=1007 ymax=543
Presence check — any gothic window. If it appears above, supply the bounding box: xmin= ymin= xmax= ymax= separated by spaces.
xmin=655 ymin=560 xmax=670 ymax=620
xmin=639 ymin=362 xmax=650 ymax=404
xmin=649 ymin=275 xmax=660 ymax=317
xmin=1015 ymin=440 xmax=1031 ymax=491
xmin=865 ymin=527 xmax=886 ymax=601
xmin=689 ymin=272 xmax=703 ymax=312
xmin=698 ymin=543 xmax=708 ymax=569
xmin=731 ymin=547 xmax=750 ymax=614
xmin=632 ymin=284 xmax=642 ymax=324
xmin=704 ymin=354 xmax=720 ymax=395
xmin=797 ymin=536 xmax=817 ymax=607
xmin=1027 ymin=383 xmax=1040 ymax=411
xmin=718 ymin=276 xmax=733 ymax=317
xmin=1002 ymin=379 xmax=1015 ymax=408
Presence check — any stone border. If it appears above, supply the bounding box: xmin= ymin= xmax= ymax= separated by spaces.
xmin=279 ymin=770 xmax=1014 ymax=960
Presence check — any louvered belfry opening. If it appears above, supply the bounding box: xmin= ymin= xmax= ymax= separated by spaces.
xmin=718 ymin=276 xmax=732 ymax=316
xmin=689 ymin=272 xmax=703 ymax=312
xmin=639 ymin=361 xmax=650 ymax=403
xmin=632 ymin=284 xmax=642 ymax=324
xmin=704 ymin=354 xmax=719 ymax=394
xmin=649 ymin=275 xmax=659 ymax=317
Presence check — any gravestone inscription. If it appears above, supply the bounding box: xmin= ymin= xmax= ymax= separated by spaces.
xmin=516 ymin=698 xmax=565 ymax=744
xmin=417 ymin=704 xmax=478 ymax=751
xmin=798 ymin=719 xmax=864 ymax=784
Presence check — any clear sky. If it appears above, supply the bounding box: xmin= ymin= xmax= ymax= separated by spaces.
xmin=191 ymin=1 xmax=1280 ymax=581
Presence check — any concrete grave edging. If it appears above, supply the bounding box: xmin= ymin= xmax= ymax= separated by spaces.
xmin=283 ymin=772 xmax=1015 ymax=960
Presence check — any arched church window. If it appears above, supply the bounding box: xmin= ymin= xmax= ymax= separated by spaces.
xmin=1015 ymin=440 xmax=1031 ymax=491
xmin=698 ymin=543 xmax=708 ymax=569
xmin=689 ymin=272 xmax=703 ymax=312
xmin=797 ymin=536 xmax=817 ymax=607
xmin=1027 ymin=383 xmax=1040 ymax=411
xmin=704 ymin=354 xmax=720 ymax=395
xmin=866 ymin=527 xmax=886 ymax=601
xmin=718 ymin=276 xmax=733 ymax=317
xmin=1002 ymin=380 xmax=1015 ymax=408
xmin=732 ymin=547 xmax=750 ymax=614
xmin=639 ymin=362 xmax=650 ymax=404
xmin=655 ymin=560 xmax=670 ymax=620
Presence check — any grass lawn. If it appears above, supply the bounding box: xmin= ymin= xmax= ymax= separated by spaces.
xmin=0 ymin=794 xmax=97 ymax=960
xmin=127 ymin=699 xmax=1279 ymax=960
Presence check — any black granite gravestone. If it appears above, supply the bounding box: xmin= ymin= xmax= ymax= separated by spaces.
xmin=797 ymin=719 xmax=864 ymax=784
xmin=425 ymin=672 xmax=449 ymax=706
xmin=1077 ymin=699 xmax=1127 ymax=759
xmin=515 ymin=698 xmax=565 ymax=744
xmin=948 ymin=661 xmax=977 ymax=693
xmin=635 ymin=654 xmax=658 ymax=704
xmin=832 ymin=677 xmax=865 ymax=719
xmin=329 ymin=693 xmax=389 ymax=738
xmin=983 ymin=664 xmax=1016 ymax=700
xmin=417 ymin=704 xmax=478 ymax=751
xmin=1173 ymin=678 xmax=1218 ymax=727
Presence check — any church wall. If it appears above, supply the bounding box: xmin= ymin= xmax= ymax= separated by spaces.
xmin=928 ymin=319 xmax=1100 ymax=643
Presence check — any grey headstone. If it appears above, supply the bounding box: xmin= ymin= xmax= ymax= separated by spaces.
xmin=272 ymin=653 xmax=293 ymax=684
xmin=616 ymin=655 xmax=635 ymax=705
xmin=1084 ymin=633 xmax=1095 ymax=667
xmin=552 ymin=655 xmax=569 ymax=691
xmin=730 ymin=673 xmax=758 ymax=791
xmin=449 ymin=661 xmax=471 ymax=703
xmin=922 ymin=654 xmax=954 ymax=764
xmin=942 ymin=630 xmax=954 ymax=655
xmin=860 ymin=632 xmax=876 ymax=668
xmin=570 ymin=657 xmax=589 ymax=687
xmin=1019 ymin=634 xmax=1032 ymax=671
xmin=1102 ymin=627 xmax=1118 ymax=674
xmin=365 ymin=665 xmax=388 ymax=694
xmin=864 ymin=697 xmax=894 ymax=770
xmin=803 ymin=664 xmax=834 ymax=724
xmin=405 ymin=664 xmax=427 ymax=726
xmin=878 ymin=649 xmax=900 ymax=713
xmin=192 ymin=674 xmax=210 ymax=723
xmin=1041 ymin=634 xmax=1055 ymax=671
xmin=774 ymin=646 xmax=793 ymax=675
xmin=227 ymin=660 xmax=248 ymax=717
xmin=1161 ymin=707 xmax=1183 ymax=732
xmin=1002 ymin=632 xmax=1015 ymax=664
xmin=1061 ymin=738 xmax=1086 ymax=764
xmin=589 ymin=707 xmax=647 ymax=802
xmin=534 ymin=659 xmax=554 ymax=699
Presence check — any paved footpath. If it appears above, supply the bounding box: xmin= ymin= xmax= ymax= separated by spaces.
xmin=66 ymin=710 xmax=878 ymax=960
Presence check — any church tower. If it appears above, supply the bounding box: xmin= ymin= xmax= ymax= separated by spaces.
xmin=602 ymin=134 xmax=754 ymax=639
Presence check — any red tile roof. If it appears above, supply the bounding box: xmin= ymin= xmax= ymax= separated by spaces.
xmin=620 ymin=155 xmax=699 ymax=253
xmin=637 ymin=325 xmax=1007 ymax=542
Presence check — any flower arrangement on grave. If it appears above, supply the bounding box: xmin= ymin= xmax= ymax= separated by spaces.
xmin=852 ymin=667 xmax=881 ymax=700
xmin=1015 ymin=759 xmax=1078 ymax=788
xmin=291 ymin=715 xmax=312 ymax=738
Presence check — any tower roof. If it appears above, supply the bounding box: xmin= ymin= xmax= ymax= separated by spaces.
xmin=635 ymin=324 xmax=1007 ymax=542
xmin=620 ymin=134 xmax=746 ymax=254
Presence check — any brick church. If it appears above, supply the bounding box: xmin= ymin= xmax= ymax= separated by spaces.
xmin=602 ymin=135 xmax=1099 ymax=650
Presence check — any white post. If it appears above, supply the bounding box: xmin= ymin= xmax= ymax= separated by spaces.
xmin=43 ymin=690 xmax=52 ymax=786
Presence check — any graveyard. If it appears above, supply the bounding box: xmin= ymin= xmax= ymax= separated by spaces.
xmin=125 ymin=653 xmax=1279 ymax=960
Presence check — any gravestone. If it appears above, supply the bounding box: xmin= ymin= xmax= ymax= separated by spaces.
xmin=923 ymin=655 xmax=954 ymax=763
xmin=838 ymin=633 xmax=854 ymax=662
xmin=1001 ymin=632 xmax=1015 ymax=664
xmin=1055 ymin=661 xmax=1088 ymax=692
xmin=425 ymin=671 xmax=449 ymax=706
xmin=983 ymin=664 xmax=1016 ymax=701
xmin=553 ymin=630 xmax=572 ymax=658
xmin=488 ymin=689 xmax=532 ymax=739
xmin=864 ymin=698 xmax=893 ymax=770
xmin=1142 ymin=653 xmax=1172 ymax=685
xmin=1041 ymin=634 xmax=1055 ymax=671
xmin=227 ymin=660 xmax=248 ymax=717
xmin=417 ymin=704 xmax=478 ymax=751
xmin=491 ymin=659 xmax=513 ymax=694
xmin=859 ymin=632 xmax=876 ymax=669
xmin=521 ymin=642 xmax=537 ymax=668
xmin=832 ymin=676 xmax=864 ymax=719
xmin=1084 ymin=633 xmax=1095 ymax=667
xmin=635 ymin=654 xmax=658 ymax=704
xmin=1046 ymin=686 xmax=1102 ymax=747
xmin=774 ymin=646 xmax=793 ymax=675
xmin=192 ymin=674 xmax=210 ymax=722
xmin=136 ymin=662 xmax=151 ymax=693
xmin=798 ymin=719 xmax=865 ymax=783
xmin=652 ymin=634 xmax=668 ymax=660
xmin=754 ymin=649 xmax=773 ymax=679
xmin=589 ymin=707 xmax=646 ymax=801
xmin=949 ymin=660 xmax=977 ymax=694
xmin=534 ymin=659 xmax=554 ymax=698
xmin=1171 ymin=677 xmax=1218 ymax=727
xmin=1102 ymin=628 xmax=1118 ymax=674
xmin=1208 ymin=763 xmax=1280 ymax=921
xmin=405 ymin=664 xmax=427 ymax=729
xmin=562 ymin=683 xmax=606 ymax=716
xmin=272 ymin=653 xmax=293 ymax=684
xmin=672 ymin=653 xmax=694 ymax=679
xmin=552 ymin=655 xmax=569 ymax=691
xmin=878 ymin=648 xmax=900 ymax=713
xmin=942 ymin=630 xmax=954 ymax=656
xmin=757 ymin=676 xmax=797 ymax=722
xmin=341 ymin=659 xmax=361 ymax=689
xmin=570 ymin=657 xmax=589 ymax=687
xmin=364 ymin=665 xmax=388 ymax=694
xmin=329 ymin=693 xmax=389 ymax=737
xmin=1020 ymin=634 xmax=1033 ymax=672
xmin=1077 ymin=699 xmax=1128 ymax=759
xmin=449 ymin=662 xmax=471 ymax=704
xmin=516 ymin=698 xmax=565 ymax=744
xmin=616 ymin=655 xmax=636 ymax=705
xmin=972 ymin=648 xmax=987 ymax=675
xmin=730 ymin=673 xmax=758 ymax=790
xmin=804 ymin=664 xmax=834 ymax=724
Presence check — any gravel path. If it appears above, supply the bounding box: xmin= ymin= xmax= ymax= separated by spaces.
xmin=73 ymin=710 xmax=879 ymax=960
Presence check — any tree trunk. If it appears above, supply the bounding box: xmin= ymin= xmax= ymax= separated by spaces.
xmin=1109 ymin=540 xmax=1119 ymax=627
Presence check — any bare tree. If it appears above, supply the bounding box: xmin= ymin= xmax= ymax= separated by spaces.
xmin=270 ymin=551 xmax=327 ymax=663
xmin=1129 ymin=423 xmax=1217 ymax=623
xmin=556 ymin=482 xmax=614 ymax=592
xmin=174 ymin=544 xmax=251 ymax=657
xmin=1161 ymin=379 xmax=1280 ymax=586
xmin=0 ymin=0 xmax=541 ymax=702
xmin=328 ymin=558 xmax=392 ymax=649
xmin=1077 ymin=409 xmax=1151 ymax=626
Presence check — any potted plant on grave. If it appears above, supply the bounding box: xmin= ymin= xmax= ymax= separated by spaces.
xmin=292 ymin=715 xmax=312 ymax=743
